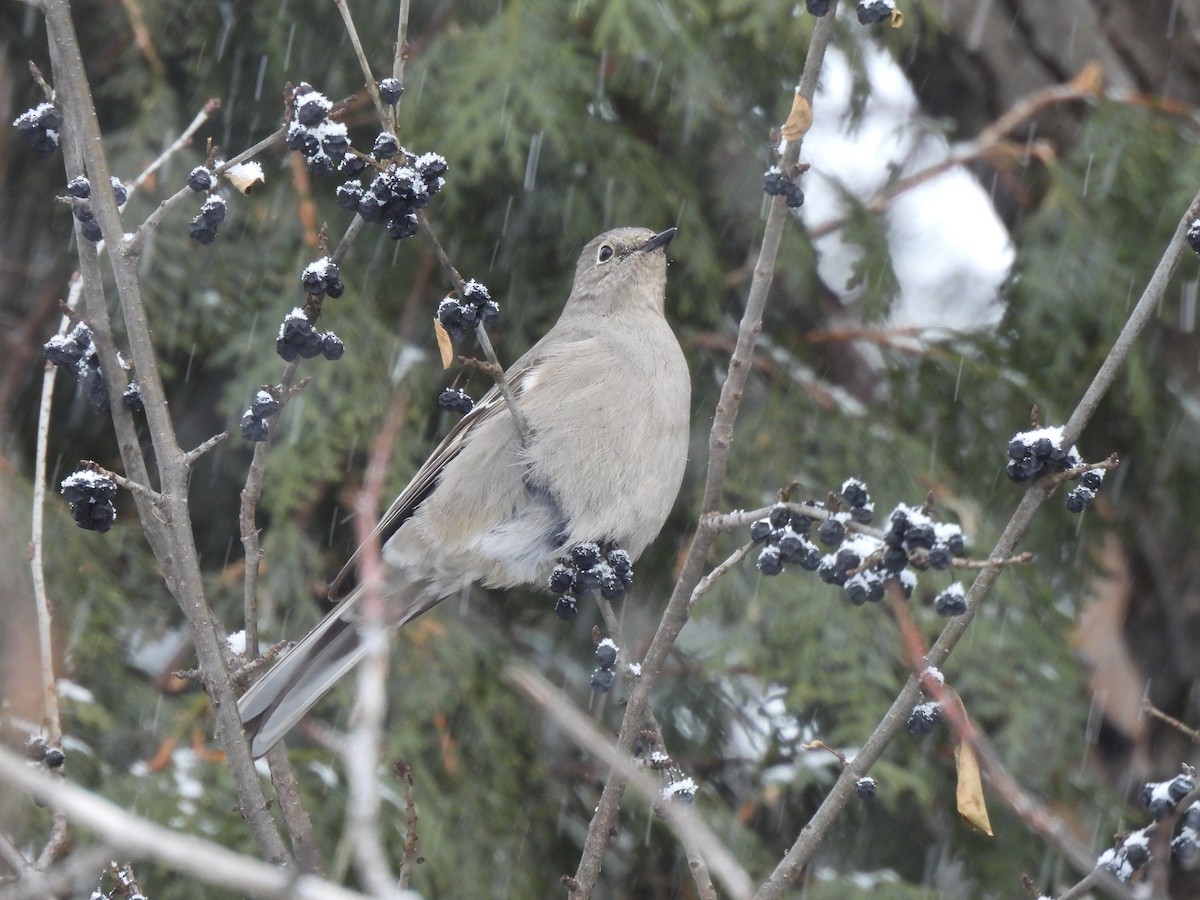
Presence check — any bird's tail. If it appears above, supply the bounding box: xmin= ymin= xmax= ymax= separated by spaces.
xmin=238 ymin=590 xmax=439 ymax=757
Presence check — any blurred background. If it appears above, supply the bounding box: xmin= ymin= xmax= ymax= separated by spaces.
xmin=3 ymin=0 xmax=1200 ymax=896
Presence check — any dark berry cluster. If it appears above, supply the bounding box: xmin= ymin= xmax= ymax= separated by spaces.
xmin=549 ymin=542 xmax=633 ymax=619
xmin=187 ymin=165 xmax=214 ymax=193
xmin=286 ymin=84 xmax=348 ymax=174
xmin=300 ymin=256 xmax=345 ymax=298
xmin=751 ymin=502 xmax=821 ymax=577
xmin=805 ymin=0 xmax=832 ymax=16
xmin=855 ymin=777 xmax=877 ymax=799
xmin=188 ymin=195 xmax=227 ymax=245
xmin=276 ymin=309 xmax=344 ymax=362
xmin=438 ymin=387 xmax=474 ymax=416
xmin=60 ymin=469 xmax=117 ymax=532
xmin=67 ymin=176 xmax=127 ymax=243
xmin=752 ymin=481 xmax=966 ymax=614
xmin=1141 ymin=772 xmax=1195 ymax=821
xmin=1006 ymin=426 xmax=1107 ymax=513
xmin=25 ymin=735 xmax=66 ymax=769
xmin=43 ymin=321 xmax=109 ymax=413
xmin=763 ymin=165 xmax=804 ymax=208
xmin=339 ymin=151 xmax=448 ymax=242
xmin=1098 ymin=828 xmax=1152 ymax=883
xmin=906 ymin=701 xmax=943 ymax=735
xmin=436 ymin=280 xmax=500 ymax=343
xmin=590 ymin=637 xmax=619 ymax=694
xmin=240 ymin=389 xmax=282 ymax=443
xmin=378 ymin=78 xmax=404 ymax=105
xmin=13 ymin=103 xmax=62 ymax=158
xmin=857 ymin=0 xmax=896 ymax=25
xmin=1005 ymin=427 xmax=1080 ymax=482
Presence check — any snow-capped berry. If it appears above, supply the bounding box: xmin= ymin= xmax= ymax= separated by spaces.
xmin=548 ymin=564 xmax=575 ymax=594
xmin=598 ymin=570 xmax=624 ymax=599
xmin=277 ymin=309 xmax=324 ymax=361
xmin=1168 ymin=774 xmax=1196 ymax=802
xmin=200 ymin=195 xmax=227 ymax=225
xmin=378 ymin=78 xmax=404 ymax=105
xmin=437 ymin=298 xmax=470 ymax=342
xmin=595 ymin=639 xmax=618 ymax=670
xmin=13 ymin=103 xmax=62 ymax=158
xmin=750 ymin=518 xmax=773 ymax=543
xmin=44 ymin=747 xmax=65 ymax=768
xmin=240 ymin=410 xmax=269 ymax=442
xmin=251 ymin=390 xmax=281 ymax=419
xmin=608 ymin=548 xmax=633 ymax=585
xmin=571 ymin=542 xmax=602 ymax=570
xmin=1188 ymin=219 xmax=1200 ymax=256
xmin=907 ymin=702 xmax=942 ymax=735
xmin=554 ymin=596 xmax=578 ymax=619
xmin=187 ymin=166 xmax=213 ymax=192
xmin=927 ymin=544 xmax=953 ymax=569
xmin=319 ymin=124 xmax=350 ymax=162
xmin=1173 ymin=833 xmax=1198 ymax=861
xmin=294 ymin=88 xmax=332 ymax=127
xmin=767 ymin=503 xmax=791 ymax=530
xmin=60 ymin=470 xmax=117 ymax=504
xmin=122 ymin=381 xmax=144 ymax=413
xmin=438 ymin=387 xmax=474 ymax=416
xmin=1183 ymin=801 xmax=1200 ymax=830
xmin=1065 ymin=486 xmax=1094 ymax=514
xmin=111 ymin=177 xmax=128 ymax=205
xmin=757 ymin=544 xmax=784 ymax=576
xmin=842 ymin=479 xmax=869 ymax=507
xmin=817 ymin=516 xmax=845 ymax=546
xmin=904 ymin=523 xmax=935 ymax=551
xmin=1123 ymin=836 xmax=1150 ymax=870
xmin=934 ymin=583 xmax=967 ymax=616
xmin=66 ymin=176 xmax=91 ymax=199
xmin=373 ymin=132 xmax=399 ymax=159
xmin=320 ymin=332 xmax=344 ymax=361
xmin=857 ymin=0 xmax=895 ymax=26
xmin=806 ymin=0 xmax=832 ymax=15
xmin=462 ymin=279 xmax=491 ymax=304
xmin=415 ymin=152 xmax=448 ymax=184
xmin=855 ymin=777 xmax=877 ymax=799
xmin=336 ymin=181 xmax=364 ymax=210
xmin=1080 ymin=469 xmax=1104 ymax=490
xmin=60 ymin=470 xmax=117 ymax=533
xmin=340 ymin=155 xmax=368 ymax=178
xmin=844 ymin=571 xmax=883 ymax=605
xmin=590 ymin=668 xmax=616 ymax=693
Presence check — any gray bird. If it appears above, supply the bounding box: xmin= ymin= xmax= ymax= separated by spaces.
xmin=239 ymin=226 xmax=690 ymax=756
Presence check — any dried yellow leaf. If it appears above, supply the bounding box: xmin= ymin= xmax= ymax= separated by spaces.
xmin=955 ymin=742 xmax=994 ymax=836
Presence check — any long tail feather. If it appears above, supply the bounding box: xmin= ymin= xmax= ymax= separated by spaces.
xmin=238 ymin=591 xmax=441 ymax=757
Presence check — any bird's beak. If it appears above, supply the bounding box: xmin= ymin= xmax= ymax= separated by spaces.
xmin=640 ymin=227 xmax=677 ymax=253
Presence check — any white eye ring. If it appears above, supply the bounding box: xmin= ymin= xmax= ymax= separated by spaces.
xmin=597 ymin=244 xmax=614 ymax=263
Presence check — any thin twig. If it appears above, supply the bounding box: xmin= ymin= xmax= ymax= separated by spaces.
xmin=183 ymin=431 xmax=228 ymax=466
xmin=126 ymin=98 xmax=220 ymax=204
xmin=688 ymin=542 xmax=754 ymax=611
xmin=505 ymin=664 xmax=754 ymax=900
xmin=1140 ymin=700 xmax=1200 ymax=744
xmin=334 ymin=0 xmax=386 ymax=124
xmin=344 ymin=393 xmax=409 ymax=897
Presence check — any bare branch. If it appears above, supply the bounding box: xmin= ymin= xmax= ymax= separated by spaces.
xmin=0 ymin=747 xmax=417 ymax=900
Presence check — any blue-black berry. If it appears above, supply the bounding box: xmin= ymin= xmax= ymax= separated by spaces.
xmin=857 ymin=0 xmax=895 ymax=25
xmin=595 ymin=639 xmax=618 ymax=670
xmin=187 ymin=166 xmax=213 ymax=192
xmin=934 ymin=583 xmax=967 ymax=616
xmin=438 ymin=387 xmax=474 ymax=416
xmin=590 ymin=668 xmax=616 ymax=693
xmin=379 ymin=78 xmax=404 ymax=105
xmin=240 ymin=410 xmax=269 ymax=442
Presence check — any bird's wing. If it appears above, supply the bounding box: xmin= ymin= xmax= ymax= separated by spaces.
xmin=327 ymin=357 xmax=539 ymax=601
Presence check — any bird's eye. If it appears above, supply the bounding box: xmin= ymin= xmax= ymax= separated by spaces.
xmin=597 ymin=244 xmax=614 ymax=263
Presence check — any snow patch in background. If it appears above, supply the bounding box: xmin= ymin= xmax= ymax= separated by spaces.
xmin=800 ymin=38 xmax=1014 ymax=332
